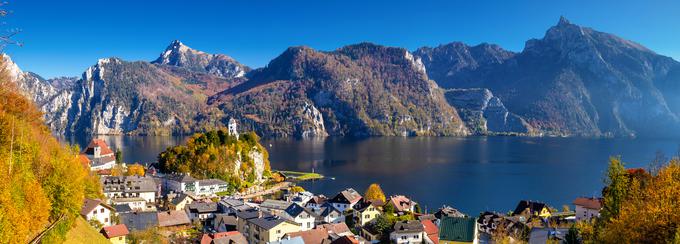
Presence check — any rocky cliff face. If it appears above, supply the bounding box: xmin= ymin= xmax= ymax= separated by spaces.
xmin=7 ymin=42 xmax=243 ymax=137
xmin=419 ymin=17 xmax=680 ymax=137
xmin=208 ymin=43 xmax=468 ymax=138
xmin=444 ymin=88 xmax=533 ymax=135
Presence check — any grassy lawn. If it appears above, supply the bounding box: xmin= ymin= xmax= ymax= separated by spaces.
xmin=64 ymin=217 xmax=110 ymax=244
xmin=278 ymin=170 xmax=324 ymax=181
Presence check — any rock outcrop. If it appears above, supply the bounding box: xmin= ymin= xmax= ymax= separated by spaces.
xmin=444 ymin=88 xmax=533 ymax=135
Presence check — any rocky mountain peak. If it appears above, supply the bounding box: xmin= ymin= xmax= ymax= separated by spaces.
xmin=557 ymin=16 xmax=571 ymax=26
xmin=152 ymin=40 xmax=249 ymax=79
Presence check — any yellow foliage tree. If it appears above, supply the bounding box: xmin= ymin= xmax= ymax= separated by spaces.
xmin=364 ymin=183 xmax=386 ymax=203
xmin=0 ymin=57 xmax=102 ymax=243
xmin=126 ymin=164 xmax=145 ymax=176
xmin=290 ymin=186 xmax=305 ymax=194
xmin=598 ymin=159 xmax=680 ymax=243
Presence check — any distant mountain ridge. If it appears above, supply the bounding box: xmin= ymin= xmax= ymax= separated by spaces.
xmin=7 ymin=17 xmax=680 ymax=138
xmin=416 ymin=16 xmax=680 ymax=137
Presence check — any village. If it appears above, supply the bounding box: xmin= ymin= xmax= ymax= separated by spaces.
xmin=76 ymin=135 xmax=609 ymax=244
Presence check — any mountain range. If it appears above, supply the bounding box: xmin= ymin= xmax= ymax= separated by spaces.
xmin=8 ymin=17 xmax=680 ymax=138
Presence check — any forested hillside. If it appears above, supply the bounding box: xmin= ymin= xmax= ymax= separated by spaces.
xmin=0 ymin=57 xmax=102 ymax=243
xmin=158 ymin=129 xmax=271 ymax=191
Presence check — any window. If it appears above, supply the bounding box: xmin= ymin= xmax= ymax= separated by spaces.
xmin=276 ymin=230 xmax=281 ymax=234
xmin=414 ymin=235 xmax=419 ymax=239
xmin=100 ymin=208 xmax=105 ymax=213
xmin=401 ymin=236 xmax=407 ymax=240
xmin=105 ymin=218 xmax=109 ymax=223
xmin=92 ymin=211 xmax=97 ymax=215
xmin=307 ymin=222 xmax=311 ymax=228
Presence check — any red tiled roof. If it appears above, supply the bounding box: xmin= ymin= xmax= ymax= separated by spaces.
xmin=421 ymin=219 xmax=439 ymax=244
xmin=84 ymin=139 xmax=114 ymax=156
xmin=287 ymin=228 xmax=330 ymax=244
xmin=573 ymin=197 xmax=602 ymax=210
xmin=201 ymin=231 xmax=244 ymax=244
xmin=389 ymin=195 xmax=415 ymax=212
xmin=331 ymin=236 xmax=359 ymax=244
xmin=101 ymin=224 xmax=129 ymax=238
xmin=78 ymin=154 xmax=91 ymax=168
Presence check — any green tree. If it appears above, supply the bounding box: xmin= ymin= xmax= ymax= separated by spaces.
xmin=600 ymin=156 xmax=629 ymax=223
xmin=565 ymin=225 xmax=580 ymax=244
xmin=115 ymin=149 xmax=123 ymax=164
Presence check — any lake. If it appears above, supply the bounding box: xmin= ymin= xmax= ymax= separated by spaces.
xmin=90 ymin=136 xmax=680 ymax=215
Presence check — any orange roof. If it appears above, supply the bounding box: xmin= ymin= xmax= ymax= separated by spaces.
xmin=389 ymin=195 xmax=415 ymax=212
xmin=573 ymin=197 xmax=602 ymax=210
xmin=84 ymin=139 xmax=114 ymax=156
xmin=78 ymin=154 xmax=91 ymax=168
xmin=331 ymin=235 xmax=360 ymax=244
xmin=287 ymin=228 xmax=330 ymax=244
xmin=421 ymin=219 xmax=439 ymax=244
xmin=100 ymin=224 xmax=129 ymax=238
xmin=201 ymin=231 xmax=244 ymax=244
xmin=627 ymin=168 xmax=647 ymax=175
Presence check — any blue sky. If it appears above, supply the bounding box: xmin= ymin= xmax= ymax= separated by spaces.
xmin=5 ymin=0 xmax=680 ymax=78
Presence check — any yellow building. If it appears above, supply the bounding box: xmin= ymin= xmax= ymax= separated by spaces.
xmin=353 ymin=200 xmax=382 ymax=226
xmin=512 ymin=200 xmax=552 ymax=218
xmin=246 ymin=215 xmax=301 ymax=244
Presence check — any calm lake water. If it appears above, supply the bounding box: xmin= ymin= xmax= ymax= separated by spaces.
xmin=87 ymin=136 xmax=680 ymax=215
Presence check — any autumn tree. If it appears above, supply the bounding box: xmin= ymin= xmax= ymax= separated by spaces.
xmin=126 ymin=163 xmax=145 ymax=176
xmin=598 ymin=159 xmax=680 ymax=242
xmin=0 ymin=56 xmax=101 ymax=242
xmin=364 ymin=183 xmax=386 ymax=203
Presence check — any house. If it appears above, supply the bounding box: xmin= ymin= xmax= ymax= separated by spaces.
xmin=387 ymin=195 xmax=418 ymax=214
xmin=260 ymin=199 xmax=293 ymax=215
xmin=100 ymin=224 xmax=129 ymax=244
xmin=421 ymin=219 xmax=439 ymax=244
xmin=157 ymin=210 xmax=191 ymax=228
xmin=78 ymin=154 xmax=91 ymax=169
xmin=201 ymin=231 xmax=248 ymax=244
xmin=113 ymin=204 xmax=133 ymax=214
xmin=235 ymin=208 xmax=268 ymax=239
xmin=512 ymin=200 xmax=551 ymax=219
xmin=353 ymin=199 xmax=382 ymax=226
xmin=287 ymin=191 xmax=315 ymax=206
xmin=187 ymin=201 xmax=220 ymax=225
xmin=284 ymin=228 xmax=331 ymax=244
xmin=270 ymin=236 xmax=305 ymax=244
xmin=434 ymin=206 xmax=466 ymax=219
xmin=390 ymin=220 xmax=425 ymax=244
xmin=317 ymin=222 xmax=355 ymax=240
xmin=282 ymin=203 xmax=316 ymax=231
xmin=119 ymin=211 xmax=159 ymax=231
xmin=573 ymin=197 xmax=602 ymax=221
xmin=306 ymin=195 xmax=328 ymax=209
xmin=477 ymin=212 xmax=526 ymax=239
xmin=101 ymin=176 xmax=157 ymax=206
xmin=245 ymin=215 xmax=301 ymax=244
xmin=81 ymin=139 xmax=117 ymax=170
xmin=165 ymin=173 xmax=199 ymax=194
xmin=439 ymin=216 xmax=477 ymax=244
xmin=111 ymin=197 xmax=148 ymax=211
xmin=214 ymin=214 xmax=238 ymax=232
xmin=359 ymin=226 xmax=382 ymax=243
xmin=169 ymin=193 xmax=194 ymax=211
xmin=80 ymin=198 xmax=114 ymax=227
xmin=332 ymin=235 xmax=361 ymax=244
xmin=196 ymin=178 xmax=229 ymax=196
xmin=219 ymin=198 xmax=250 ymax=214
xmin=329 ymin=189 xmax=362 ymax=212
xmin=528 ymin=227 xmax=569 ymax=244
xmin=313 ymin=203 xmax=345 ymax=224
